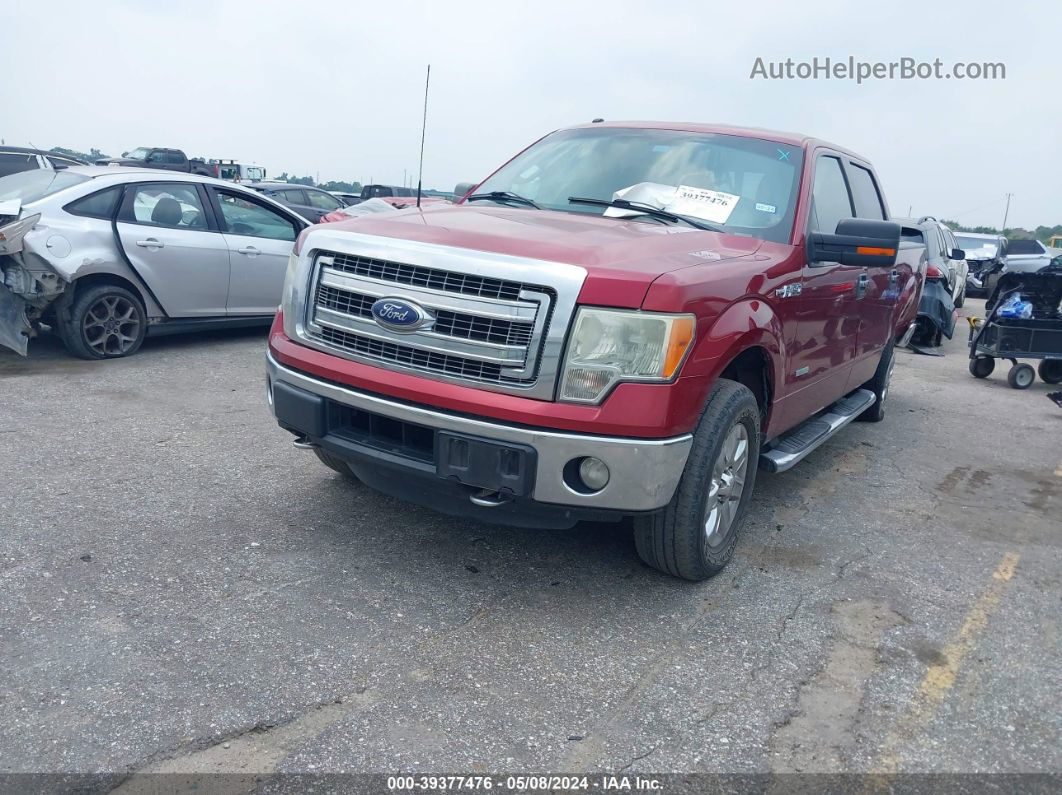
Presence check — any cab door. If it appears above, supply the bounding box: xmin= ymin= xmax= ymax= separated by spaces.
xmin=114 ymin=181 xmax=231 ymax=317
xmin=782 ymin=154 xmax=863 ymax=425
xmin=208 ymin=188 xmax=302 ymax=315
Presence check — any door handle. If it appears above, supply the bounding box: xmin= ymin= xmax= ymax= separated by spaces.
xmin=237 ymin=246 xmax=260 ymax=256
xmin=135 ymin=239 xmax=164 ymax=248
xmin=856 ymin=272 xmax=870 ymax=299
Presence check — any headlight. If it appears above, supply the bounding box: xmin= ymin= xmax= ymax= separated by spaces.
xmin=559 ymin=308 xmax=695 ymax=403
xmin=280 ymin=252 xmax=299 ymax=314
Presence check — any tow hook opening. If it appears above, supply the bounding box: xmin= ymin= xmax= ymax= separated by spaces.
xmin=469 ymin=488 xmax=513 ymax=508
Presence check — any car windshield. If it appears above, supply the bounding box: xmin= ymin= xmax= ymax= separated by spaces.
xmin=470 ymin=127 xmax=804 ymax=243
xmin=124 ymin=148 xmax=150 ymax=160
xmin=956 ymin=235 xmax=998 ymax=254
xmin=0 ymin=169 xmax=91 ymax=204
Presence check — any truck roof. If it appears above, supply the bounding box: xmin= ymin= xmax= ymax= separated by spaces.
xmin=566 ymin=120 xmax=870 ymax=161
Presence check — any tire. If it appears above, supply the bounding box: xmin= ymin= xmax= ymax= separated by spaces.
xmin=1007 ymin=363 xmax=1035 ymax=390
xmin=57 ymin=284 xmax=146 ymax=360
xmin=857 ymin=342 xmax=895 ymax=422
xmin=633 ymin=380 xmax=760 ymax=581
xmin=1037 ymin=360 xmax=1062 ymax=385
xmin=969 ymin=357 xmax=995 ymax=378
xmin=313 ymin=448 xmax=358 ymax=480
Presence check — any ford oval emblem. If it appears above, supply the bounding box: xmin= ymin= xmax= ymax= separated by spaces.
xmin=370 ymin=297 xmax=427 ymax=331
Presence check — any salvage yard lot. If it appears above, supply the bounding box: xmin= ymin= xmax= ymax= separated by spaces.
xmin=1 ymin=297 xmax=1059 ymax=783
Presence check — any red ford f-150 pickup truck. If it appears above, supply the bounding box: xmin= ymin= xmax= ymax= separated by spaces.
xmin=266 ymin=122 xmax=924 ymax=580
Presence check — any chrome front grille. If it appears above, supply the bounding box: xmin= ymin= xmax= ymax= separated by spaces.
xmin=306 ymin=250 xmax=555 ymax=388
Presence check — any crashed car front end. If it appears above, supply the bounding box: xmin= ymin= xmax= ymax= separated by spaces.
xmin=0 ymin=200 xmax=68 ymax=355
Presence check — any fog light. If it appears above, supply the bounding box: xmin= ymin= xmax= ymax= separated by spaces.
xmin=579 ymin=457 xmax=610 ymax=491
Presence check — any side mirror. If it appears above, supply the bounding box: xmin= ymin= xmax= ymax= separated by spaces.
xmin=453 ymin=182 xmax=476 ymax=200
xmin=951 ymin=248 xmax=966 ymax=260
xmin=121 ymin=151 xmax=128 ymax=157
xmin=807 ymin=218 xmax=901 ymax=267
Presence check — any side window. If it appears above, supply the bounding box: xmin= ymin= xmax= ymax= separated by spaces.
xmin=809 ymin=156 xmax=853 ymax=234
xmin=165 ymin=152 xmax=185 ymax=165
xmin=65 ymin=186 xmax=122 ymax=219
xmin=215 ymin=191 xmax=297 ymax=241
xmin=306 ymin=190 xmax=341 ymax=210
xmin=846 ymin=164 xmax=886 ymax=220
xmin=126 ymin=184 xmax=207 ymax=229
xmin=0 ymin=152 xmax=38 ymax=177
xmin=144 ymin=151 xmax=164 ymax=164
xmin=280 ymin=189 xmax=307 ymax=205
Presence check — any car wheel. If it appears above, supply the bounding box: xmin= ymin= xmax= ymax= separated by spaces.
xmin=1007 ymin=363 xmax=1035 ymax=390
xmin=313 ymin=448 xmax=359 ymax=481
xmin=58 ymin=284 xmax=146 ymax=360
xmin=1038 ymin=360 xmax=1062 ymax=385
xmin=633 ymin=380 xmax=760 ymax=581
xmin=857 ymin=342 xmax=895 ymax=422
xmin=969 ymin=357 xmax=995 ymax=378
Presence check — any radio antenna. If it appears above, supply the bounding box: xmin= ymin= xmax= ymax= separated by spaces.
xmin=416 ymin=64 xmax=431 ymax=208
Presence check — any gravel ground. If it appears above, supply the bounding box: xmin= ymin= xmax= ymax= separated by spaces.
xmin=1 ymin=297 xmax=1059 ymax=792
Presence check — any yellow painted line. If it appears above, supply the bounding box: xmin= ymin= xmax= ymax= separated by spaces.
xmin=870 ymin=551 xmax=1020 ymax=780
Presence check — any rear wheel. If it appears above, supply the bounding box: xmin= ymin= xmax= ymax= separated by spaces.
xmin=633 ymin=380 xmax=760 ymax=581
xmin=58 ymin=284 xmax=146 ymax=360
xmin=969 ymin=356 xmax=995 ymax=378
xmin=1007 ymin=363 xmax=1035 ymax=389
xmin=1038 ymin=360 xmax=1062 ymax=384
xmin=857 ymin=342 xmax=894 ymax=422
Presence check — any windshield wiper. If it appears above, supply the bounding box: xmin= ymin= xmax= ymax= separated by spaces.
xmin=568 ymin=196 xmax=723 ymax=232
xmin=466 ymin=191 xmax=540 ymax=209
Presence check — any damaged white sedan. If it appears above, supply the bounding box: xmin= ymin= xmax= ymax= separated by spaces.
xmin=0 ymin=167 xmax=309 ymax=358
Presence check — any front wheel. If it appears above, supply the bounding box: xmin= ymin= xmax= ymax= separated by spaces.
xmin=313 ymin=448 xmax=359 ymax=481
xmin=1007 ymin=363 xmax=1035 ymax=389
xmin=634 ymin=380 xmax=760 ymax=581
xmin=969 ymin=356 xmax=995 ymax=378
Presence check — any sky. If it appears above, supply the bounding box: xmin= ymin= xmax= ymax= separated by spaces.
xmin=1 ymin=0 xmax=1057 ymax=230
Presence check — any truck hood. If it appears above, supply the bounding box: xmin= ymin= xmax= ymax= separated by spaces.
xmin=324 ymin=203 xmax=763 ymax=306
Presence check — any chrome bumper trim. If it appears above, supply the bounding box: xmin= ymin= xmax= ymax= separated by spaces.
xmin=267 ymin=352 xmax=691 ymax=511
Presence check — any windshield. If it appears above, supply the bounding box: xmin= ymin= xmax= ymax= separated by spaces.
xmin=123 ymin=148 xmax=150 ymax=161
xmin=0 ymin=170 xmax=90 ymax=204
xmin=956 ymin=235 xmax=998 ymax=254
xmin=470 ymin=127 xmax=804 ymax=243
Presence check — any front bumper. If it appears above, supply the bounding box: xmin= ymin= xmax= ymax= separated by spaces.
xmin=267 ymin=352 xmax=692 ymax=515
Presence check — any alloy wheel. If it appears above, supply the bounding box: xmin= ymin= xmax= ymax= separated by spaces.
xmin=83 ymin=295 xmax=141 ymax=356
xmin=704 ymin=423 xmax=749 ymax=549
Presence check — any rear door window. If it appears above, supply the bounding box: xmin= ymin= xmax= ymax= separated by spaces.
xmin=846 ymin=164 xmax=886 ymax=220
xmin=279 ymin=188 xmax=308 ymax=205
xmin=306 ymin=190 xmax=342 ymax=211
xmin=809 ymin=155 xmax=853 ymax=234
xmin=124 ymin=184 xmax=208 ymax=229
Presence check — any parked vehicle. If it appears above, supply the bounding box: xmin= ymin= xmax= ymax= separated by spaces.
xmin=1004 ymin=238 xmax=1053 ymax=274
xmin=0 ymin=167 xmax=310 ymax=359
xmin=318 ymin=195 xmax=447 ymax=223
xmin=211 ymin=160 xmax=267 ymax=183
xmin=916 ymin=217 xmax=967 ymax=307
xmin=246 ymin=182 xmax=346 ymax=222
xmin=896 ymin=219 xmax=956 ymax=348
xmin=969 ymin=262 xmax=1062 ymax=388
xmin=0 ymin=146 xmax=87 ymax=177
xmin=329 ymin=192 xmax=362 ymax=206
xmin=340 ymin=184 xmax=417 ymax=206
xmin=266 ymin=121 xmax=923 ymax=581
xmin=97 ymin=148 xmax=215 ymax=177
xmin=958 ymin=232 xmax=1007 ymax=297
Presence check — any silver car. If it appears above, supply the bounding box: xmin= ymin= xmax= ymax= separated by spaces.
xmin=0 ymin=166 xmax=310 ymax=359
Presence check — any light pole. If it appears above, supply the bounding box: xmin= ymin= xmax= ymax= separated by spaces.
xmin=1002 ymin=193 xmax=1013 ymax=231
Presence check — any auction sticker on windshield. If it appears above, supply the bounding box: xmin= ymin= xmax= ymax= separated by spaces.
xmin=670 ymin=186 xmax=740 ymax=224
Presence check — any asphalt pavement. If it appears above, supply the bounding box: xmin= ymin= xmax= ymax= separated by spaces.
xmin=1 ymin=297 xmax=1059 ymax=792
